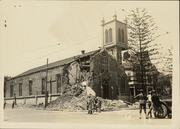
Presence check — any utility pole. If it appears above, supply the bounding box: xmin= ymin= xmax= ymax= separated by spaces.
xmin=45 ymin=58 xmax=48 ymax=108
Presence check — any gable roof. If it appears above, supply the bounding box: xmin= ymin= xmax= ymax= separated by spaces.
xmin=13 ymin=49 xmax=99 ymax=79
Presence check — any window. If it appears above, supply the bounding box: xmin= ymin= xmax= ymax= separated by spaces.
xmin=10 ymin=85 xmax=14 ymax=97
xmin=118 ymin=28 xmax=122 ymax=42
xmin=122 ymin=29 xmax=124 ymax=43
xmin=136 ymin=74 xmax=141 ymax=82
xmin=148 ymin=75 xmax=152 ymax=83
xmin=19 ymin=83 xmax=22 ymax=96
xmin=29 ymin=81 xmax=33 ymax=95
xmin=101 ymin=55 xmax=108 ymax=73
xmin=119 ymin=52 xmax=122 ymax=64
xmin=101 ymin=56 xmax=108 ymax=64
xmin=105 ymin=29 xmax=108 ymax=43
xmin=50 ymin=79 xmax=52 ymax=94
xmin=109 ymin=28 xmax=112 ymax=42
xmin=56 ymin=74 xmax=61 ymax=93
xmin=42 ymin=78 xmax=45 ymax=94
xmin=127 ymin=73 xmax=131 ymax=81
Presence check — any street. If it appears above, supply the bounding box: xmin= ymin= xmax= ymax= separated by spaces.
xmin=3 ymin=109 xmax=171 ymax=125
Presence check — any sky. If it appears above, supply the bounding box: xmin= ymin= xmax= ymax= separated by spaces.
xmin=0 ymin=0 xmax=179 ymax=77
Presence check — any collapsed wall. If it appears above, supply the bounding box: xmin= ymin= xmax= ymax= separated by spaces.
xmin=46 ymin=85 xmax=131 ymax=111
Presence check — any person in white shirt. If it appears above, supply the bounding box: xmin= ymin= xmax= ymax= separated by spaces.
xmin=147 ymin=91 xmax=152 ymax=118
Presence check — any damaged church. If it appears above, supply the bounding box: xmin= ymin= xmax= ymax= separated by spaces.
xmin=4 ymin=14 xmax=130 ymax=105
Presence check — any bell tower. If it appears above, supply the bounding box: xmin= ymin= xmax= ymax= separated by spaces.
xmin=101 ymin=14 xmax=128 ymax=64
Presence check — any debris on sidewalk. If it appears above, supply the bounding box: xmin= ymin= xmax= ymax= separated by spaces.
xmin=46 ymin=85 xmax=130 ymax=111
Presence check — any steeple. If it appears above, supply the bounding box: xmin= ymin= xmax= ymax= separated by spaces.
xmin=101 ymin=14 xmax=128 ymax=64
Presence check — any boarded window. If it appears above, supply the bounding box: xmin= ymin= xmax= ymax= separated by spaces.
xmin=56 ymin=74 xmax=61 ymax=93
xmin=19 ymin=83 xmax=22 ymax=96
xmin=29 ymin=81 xmax=33 ymax=95
xmin=10 ymin=85 xmax=14 ymax=97
xmin=42 ymin=78 xmax=46 ymax=94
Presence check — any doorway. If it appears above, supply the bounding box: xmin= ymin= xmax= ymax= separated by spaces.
xmin=102 ymin=79 xmax=110 ymax=99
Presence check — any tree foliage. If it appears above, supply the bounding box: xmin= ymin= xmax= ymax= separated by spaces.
xmin=126 ymin=8 xmax=160 ymax=91
xmin=157 ymin=73 xmax=172 ymax=95
xmin=127 ymin=8 xmax=160 ymax=67
xmin=161 ymin=48 xmax=173 ymax=76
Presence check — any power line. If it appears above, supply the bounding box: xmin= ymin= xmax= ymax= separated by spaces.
xmin=21 ymin=43 xmax=60 ymax=53
xmin=20 ymin=34 xmax=101 ymax=65
xmin=155 ymin=32 xmax=169 ymax=38
xmin=21 ymin=31 xmax=101 ymax=53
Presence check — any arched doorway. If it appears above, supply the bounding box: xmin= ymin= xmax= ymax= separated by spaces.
xmin=102 ymin=78 xmax=110 ymax=99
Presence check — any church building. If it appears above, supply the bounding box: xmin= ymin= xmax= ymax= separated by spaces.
xmin=4 ymin=15 xmax=130 ymax=106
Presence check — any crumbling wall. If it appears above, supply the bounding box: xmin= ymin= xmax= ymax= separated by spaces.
xmin=89 ymin=50 xmax=129 ymax=100
xmin=66 ymin=62 xmax=81 ymax=86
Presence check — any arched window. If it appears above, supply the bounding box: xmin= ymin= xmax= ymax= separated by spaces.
xmin=109 ymin=28 xmax=112 ymax=42
xmin=118 ymin=28 xmax=122 ymax=42
xmin=105 ymin=29 xmax=108 ymax=43
xmin=122 ymin=29 xmax=124 ymax=43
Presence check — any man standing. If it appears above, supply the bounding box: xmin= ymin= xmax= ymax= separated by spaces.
xmin=94 ymin=96 xmax=98 ymax=112
xmin=87 ymin=95 xmax=94 ymax=114
xmin=12 ymin=101 xmax=15 ymax=109
xmin=134 ymin=90 xmax=148 ymax=119
xmin=4 ymin=100 xmax=6 ymax=109
xmin=14 ymin=93 xmax=17 ymax=105
xmin=147 ymin=91 xmax=152 ymax=118
xmin=150 ymin=90 xmax=160 ymax=118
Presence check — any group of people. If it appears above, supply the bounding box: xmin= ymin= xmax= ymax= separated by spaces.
xmin=87 ymin=95 xmax=102 ymax=114
xmin=134 ymin=89 xmax=160 ymax=119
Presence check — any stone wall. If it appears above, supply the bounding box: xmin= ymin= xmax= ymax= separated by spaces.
xmin=4 ymin=95 xmax=59 ymax=108
xmin=89 ymin=50 xmax=129 ymax=100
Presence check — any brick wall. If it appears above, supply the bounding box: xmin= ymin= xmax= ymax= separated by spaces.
xmin=90 ymin=50 xmax=129 ymax=100
xmin=5 ymin=61 xmax=82 ymax=99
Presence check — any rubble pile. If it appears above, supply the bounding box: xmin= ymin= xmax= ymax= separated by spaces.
xmin=127 ymin=102 xmax=139 ymax=110
xmin=46 ymin=85 xmax=131 ymax=111
xmin=46 ymin=88 xmax=90 ymax=111
xmin=102 ymin=99 xmax=127 ymax=111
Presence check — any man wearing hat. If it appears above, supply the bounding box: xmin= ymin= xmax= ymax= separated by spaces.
xmin=134 ymin=89 xmax=148 ymax=119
